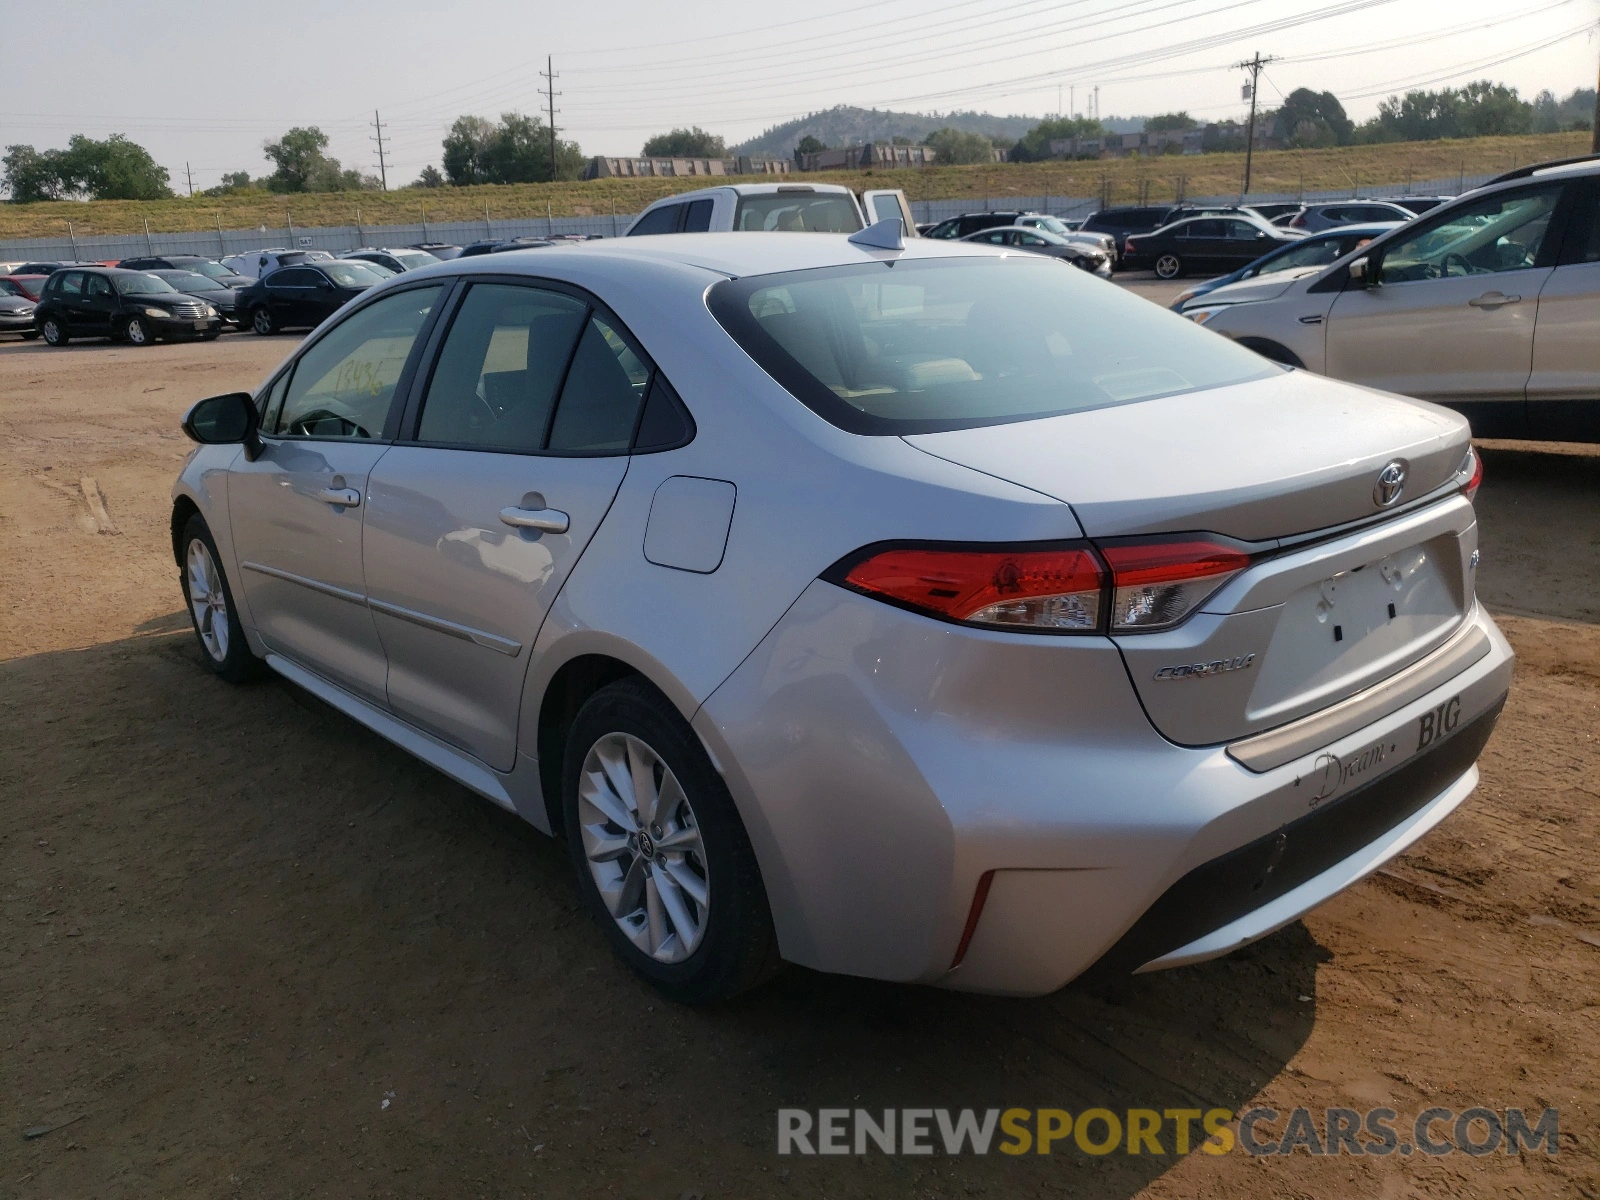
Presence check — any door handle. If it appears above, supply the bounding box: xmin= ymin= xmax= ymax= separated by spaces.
xmin=499 ymin=505 xmax=569 ymax=534
xmin=318 ymin=487 xmax=360 ymax=507
xmin=1467 ymin=292 xmax=1520 ymax=309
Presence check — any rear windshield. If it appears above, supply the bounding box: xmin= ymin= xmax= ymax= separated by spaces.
xmin=733 ymin=193 xmax=862 ymax=233
xmin=707 ymin=255 xmax=1277 ymax=434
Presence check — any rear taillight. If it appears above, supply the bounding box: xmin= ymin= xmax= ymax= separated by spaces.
xmin=834 ymin=543 xmax=1104 ymax=632
xmin=1459 ymin=446 xmax=1483 ymax=500
xmin=1099 ymin=538 xmax=1252 ymax=632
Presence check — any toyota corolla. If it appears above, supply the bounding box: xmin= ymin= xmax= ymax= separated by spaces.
xmin=172 ymin=226 xmax=1512 ymax=1002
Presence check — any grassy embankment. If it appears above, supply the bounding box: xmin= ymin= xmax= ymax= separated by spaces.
xmin=0 ymin=132 xmax=1586 ymax=239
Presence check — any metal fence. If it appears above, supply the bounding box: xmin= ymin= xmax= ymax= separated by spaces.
xmin=0 ymin=172 xmax=1498 ymax=262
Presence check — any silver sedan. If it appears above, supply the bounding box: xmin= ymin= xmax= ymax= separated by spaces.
xmin=173 ymin=227 xmax=1511 ymax=1002
xmin=961 ymin=225 xmax=1114 ymax=276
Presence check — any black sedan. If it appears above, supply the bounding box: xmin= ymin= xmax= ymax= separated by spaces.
xmin=148 ymin=269 xmax=244 ymax=327
xmin=116 ymin=255 xmax=252 ymax=289
xmin=238 ymin=260 xmax=389 ymax=334
xmin=1122 ymin=215 xmax=1304 ymax=279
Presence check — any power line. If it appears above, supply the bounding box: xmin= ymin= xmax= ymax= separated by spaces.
xmin=370 ymin=110 xmax=389 ymax=191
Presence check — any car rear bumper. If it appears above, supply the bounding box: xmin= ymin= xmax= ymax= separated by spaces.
xmin=695 ymin=585 xmax=1513 ymax=996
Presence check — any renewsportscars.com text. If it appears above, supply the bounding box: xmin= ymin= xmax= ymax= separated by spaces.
xmin=776 ymin=1106 xmax=1558 ymax=1158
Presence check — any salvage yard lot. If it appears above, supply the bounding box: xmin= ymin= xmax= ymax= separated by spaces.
xmin=1 ymin=314 xmax=1597 ymax=1197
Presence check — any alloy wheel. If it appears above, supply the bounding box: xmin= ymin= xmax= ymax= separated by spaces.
xmin=125 ymin=317 xmax=150 ymax=345
xmin=41 ymin=318 xmax=63 ymax=345
xmin=185 ymin=538 xmax=230 ymax=662
xmin=1155 ymin=254 xmax=1182 ymax=280
xmin=577 ymin=732 xmax=710 ymax=963
xmin=252 ymin=308 xmax=273 ymax=335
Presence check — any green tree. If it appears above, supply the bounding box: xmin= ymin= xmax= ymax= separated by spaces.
xmin=1456 ymin=81 xmax=1533 ymax=136
xmin=793 ymin=134 xmax=826 ymax=161
xmin=1273 ymin=88 xmax=1352 ymax=148
xmin=1355 ymin=80 xmax=1532 ymax=143
xmin=442 ymin=115 xmax=496 ymax=185
xmin=1009 ymin=115 xmax=1101 ymax=161
xmin=642 ymin=126 xmax=726 ymax=157
xmin=442 ymin=113 xmax=582 ymax=185
xmin=2 ymin=144 xmax=70 ymax=201
xmin=60 ymin=134 xmax=171 ymax=199
xmin=1145 ymin=112 xmax=1197 ymax=134
xmin=412 ymin=164 xmax=446 ymax=188
xmin=923 ymin=126 xmax=997 ymax=165
xmin=263 ymin=126 xmax=339 ymax=192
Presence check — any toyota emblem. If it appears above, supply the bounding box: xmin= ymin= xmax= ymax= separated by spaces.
xmin=1373 ymin=460 xmax=1408 ymax=507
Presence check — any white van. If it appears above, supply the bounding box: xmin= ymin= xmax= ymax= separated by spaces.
xmin=221 ymin=248 xmax=335 ymax=280
xmin=625 ymin=183 xmax=917 ymax=237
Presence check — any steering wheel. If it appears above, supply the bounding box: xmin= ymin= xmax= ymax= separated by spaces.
xmin=1441 ymin=252 xmax=1474 ymax=278
xmin=288 ymin=408 xmax=369 ymax=439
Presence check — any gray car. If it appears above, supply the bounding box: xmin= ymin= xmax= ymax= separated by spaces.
xmin=960 ymin=225 xmax=1113 ymax=276
xmin=1285 ymin=200 xmax=1418 ymax=233
xmin=172 ymin=229 xmax=1512 ymax=1002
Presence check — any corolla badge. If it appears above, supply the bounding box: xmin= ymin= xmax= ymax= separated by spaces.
xmin=1373 ymin=460 xmax=1408 ymax=507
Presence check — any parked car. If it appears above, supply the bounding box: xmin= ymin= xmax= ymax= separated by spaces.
xmin=34 ymin=267 xmax=222 ymax=346
xmin=222 ymin=248 xmax=336 ymax=281
xmin=0 ymin=275 xmax=47 ymax=302
xmin=237 ymin=259 xmax=390 ymax=334
xmin=1287 ymin=200 xmax=1417 ymax=233
xmin=0 ymin=290 xmax=38 ymax=338
xmin=1009 ymin=214 xmax=1116 ymax=256
xmin=1195 ymin=155 xmax=1600 ymax=441
xmin=1170 ymin=223 xmax=1402 ymax=311
xmin=8 ymin=260 xmax=102 ymax=276
xmin=625 ymin=183 xmax=913 ymax=237
xmin=147 ymin=269 xmax=245 ymax=327
xmin=923 ymin=211 xmax=1034 ymax=240
xmin=1389 ymin=196 xmax=1455 ymax=215
xmin=117 ymin=255 xmax=251 ymax=288
xmin=1123 ymin=214 xmax=1305 ymax=278
xmin=960 ymin=226 xmax=1112 ymax=276
xmin=342 ymin=247 xmax=440 ymax=274
xmin=1243 ymin=202 xmax=1306 ymax=223
xmin=411 ymin=242 xmax=464 ymax=260
xmin=172 ymin=229 xmax=1509 ymax=1002
xmin=1080 ymin=205 xmax=1266 ymax=261
xmin=456 ymin=237 xmax=554 ymax=259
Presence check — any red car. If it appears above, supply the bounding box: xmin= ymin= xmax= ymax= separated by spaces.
xmin=0 ymin=275 xmax=47 ymax=302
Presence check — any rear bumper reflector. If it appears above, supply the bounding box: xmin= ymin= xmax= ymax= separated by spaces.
xmin=950 ymin=870 xmax=996 ymax=969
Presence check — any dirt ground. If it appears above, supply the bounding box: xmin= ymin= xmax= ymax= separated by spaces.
xmin=1 ymin=323 xmax=1596 ymax=1200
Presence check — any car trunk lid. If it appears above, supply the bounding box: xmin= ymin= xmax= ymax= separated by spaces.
xmin=904 ymin=371 xmax=1478 ymax=745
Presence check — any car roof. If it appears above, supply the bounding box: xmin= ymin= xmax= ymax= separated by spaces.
xmin=402 ymin=230 xmax=1002 ymax=289
xmin=641 ymin=182 xmax=856 ymax=206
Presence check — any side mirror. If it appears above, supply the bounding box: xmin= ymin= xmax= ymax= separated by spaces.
xmin=1348 ymin=257 xmax=1376 ymax=287
xmin=182 ymin=391 xmax=261 ymax=460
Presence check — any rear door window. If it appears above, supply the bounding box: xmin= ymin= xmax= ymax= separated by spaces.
xmin=629 ymin=204 xmax=683 ymax=235
xmin=58 ymin=272 xmax=85 ymax=295
xmin=415 ymin=283 xmax=588 ymax=451
xmin=682 ymin=198 xmax=714 ymax=232
xmin=547 ymin=315 xmax=652 ymax=452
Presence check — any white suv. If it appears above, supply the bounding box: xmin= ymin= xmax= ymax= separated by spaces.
xmin=626 ymin=183 xmax=916 ymax=237
xmin=1196 ymin=154 xmax=1600 ymax=443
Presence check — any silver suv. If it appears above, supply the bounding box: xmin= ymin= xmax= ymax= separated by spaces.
xmin=1198 ymin=154 xmax=1600 ymax=442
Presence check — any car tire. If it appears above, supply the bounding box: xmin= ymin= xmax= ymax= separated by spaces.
xmin=1154 ymin=254 xmax=1185 ymax=280
xmin=123 ymin=315 xmax=154 ymax=346
xmin=39 ymin=317 xmax=68 ymax=346
xmin=251 ymin=306 xmax=276 ymax=336
xmin=562 ymin=678 xmax=780 ymax=1005
xmin=178 ymin=513 xmax=264 ymax=684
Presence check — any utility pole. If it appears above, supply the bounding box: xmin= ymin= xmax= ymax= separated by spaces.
xmin=542 ymin=56 xmax=562 ymax=182
xmin=1070 ymin=85 xmax=1075 ymax=120
xmin=1233 ymin=52 xmax=1278 ymax=197
xmin=1093 ymin=85 xmax=1100 ymax=123
xmin=184 ymin=162 xmax=194 ymax=197
xmin=371 ymin=110 xmax=389 ymax=192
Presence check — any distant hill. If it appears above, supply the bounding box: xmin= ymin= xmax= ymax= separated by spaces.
xmin=731 ymin=106 xmax=1041 ymax=155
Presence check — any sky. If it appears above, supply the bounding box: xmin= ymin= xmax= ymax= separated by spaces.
xmin=3 ymin=0 xmax=1596 ymax=191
